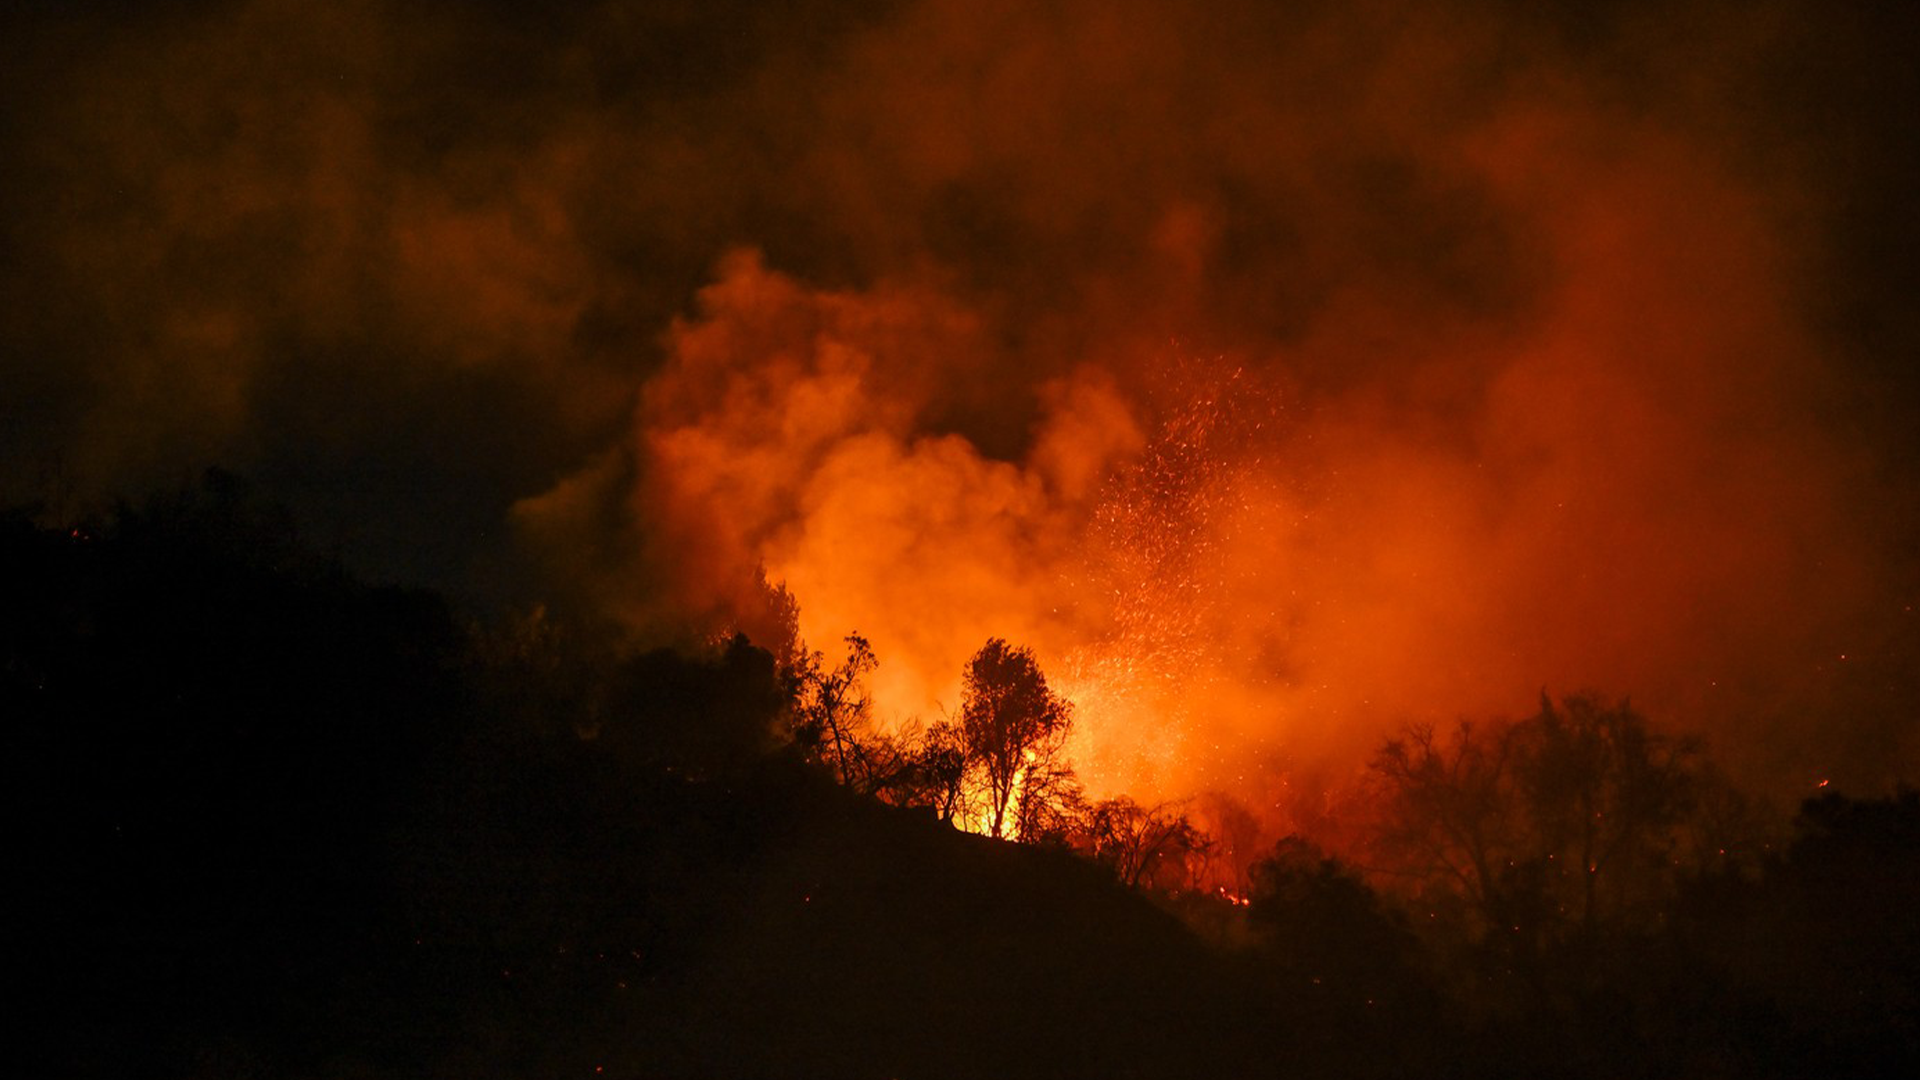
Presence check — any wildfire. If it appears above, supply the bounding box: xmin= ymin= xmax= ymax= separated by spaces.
xmin=958 ymin=748 xmax=1043 ymax=841
xmin=1050 ymin=364 xmax=1290 ymax=800
xmin=527 ymin=96 xmax=1902 ymax=829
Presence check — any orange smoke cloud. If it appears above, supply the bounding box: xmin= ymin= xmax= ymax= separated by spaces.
xmin=5 ymin=0 xmax=1915 ymax=807
xmin=520 ymin=24 xmax=1903 ymax=807
xmin=528 ymin=125 xmax=1879 ymax=807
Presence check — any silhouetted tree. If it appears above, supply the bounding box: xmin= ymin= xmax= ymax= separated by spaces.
xmin=1012 ymin=755 xmax=1088 ymax=846
xmin=1369 ymin=693 xmax=1706 ymax=943
xmin=1085 ymin=797 xmax=1210 ymax=889
xmin=886 ymin=719 xmax=968 ymax=823
xmin=599 ymin=633 xmax=788 ymax=774
xmin=1514 ymin=692 xmax=1699 ymax=930
xmin=960 ymin=638 xmax=1073 ymax=839
xmin=1673 ymin=760 xmax=1779 ymax=878
xmin=1370 ymin=719 xmax=1522 ymax=928
xmin=1657 ymin=788 xmax=1920 ymax=1077
xmin=1196 ymin=792 xmax=1265 ymax=897
xmin=789 ymin=633 xmax=882 ymax=789
xmin=1249 ymin=837 xmax=1424 ymax=1001
xmin=742 ymin=564 xmax=803 ymax=668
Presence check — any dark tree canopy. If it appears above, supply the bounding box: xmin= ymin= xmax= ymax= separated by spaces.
xmin=1085 ymin=797 xmax=1209 ymax=889
xmin=788 ymin=632 xmax=882 ymax=789
xmin=1247 ymin=837 xmax=1426 ymax=1010
xmin=1368 ymin=692 xmax=1708 ymax=948
xmin=910 ymin=719 xmax=968 ymax=824
xmin=10 ymin=483 xmax=1918 ymax=1080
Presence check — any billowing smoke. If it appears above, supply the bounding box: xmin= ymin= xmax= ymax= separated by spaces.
xmin=5 ymin=0 xmax=1916 ymax=806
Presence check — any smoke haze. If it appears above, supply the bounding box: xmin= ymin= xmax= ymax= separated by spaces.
xmin=5 ymin=0 xmax=1917 ymax=806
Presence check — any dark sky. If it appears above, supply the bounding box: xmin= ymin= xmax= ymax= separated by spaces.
xmin=3 ymin=0 xmax=1917 ymax=798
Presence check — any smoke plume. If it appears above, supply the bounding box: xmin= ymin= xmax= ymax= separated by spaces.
xmin=4 ymin=0 xmax=1916 ymax=806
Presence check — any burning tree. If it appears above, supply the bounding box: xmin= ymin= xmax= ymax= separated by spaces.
xmin=960 ymin=638 xmax=1074 ymax=839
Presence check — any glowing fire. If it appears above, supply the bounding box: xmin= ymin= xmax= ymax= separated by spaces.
xmin=958 ymin=748 xmax=1043 ymax=841
xmin=9 ymin=0 xmax=1903 ymax=859
xmin=514 ymin=115 xmax=1894 ymax=823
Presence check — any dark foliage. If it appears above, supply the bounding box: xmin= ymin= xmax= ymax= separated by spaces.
xmin=1369 ymin=693 xmax=1706 ymax=950
xmin=0 ymin=479 xmax=1245 ymax=1078
xmin=1084 ymin=796 xmax=1209 ymax=889
xmin=10 ymin=477 xmax=1919 ymax=1078
xmin=9 ymin=474 xmax=464 ymax=1074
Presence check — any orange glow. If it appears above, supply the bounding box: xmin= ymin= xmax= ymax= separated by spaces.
xmin=455 ymin=3 xmax=1917 ymax=823
xmin=551 ymin=123 xmax=1882 ymax=829
xmin=7 ymin=0 xmax=1903 ymax=824
xmin=957 ymin=749 xmax=1042 ymax=841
